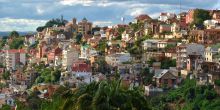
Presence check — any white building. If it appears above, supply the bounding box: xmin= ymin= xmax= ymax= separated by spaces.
xmin=158 ymin=13 xmax=176 ymax=22
xmin=143 ymin=39 xmax=176 ymax=50
xmin=5 ymin=49 xmax=26 ymax=70
xmin=80 ymin=44 xmax=97 ymax=59
xmin=142 ymin=39 xmax=159 ymax=50
xmin=105 ymin=52 xmax=131 ymax=67
xmin=62 ymin=46 xmax=79 ymax=68
xmin=204 ymin=20 xmax=219 ymax=29
xmin=204 ymin=46 xmax=219 ymax=62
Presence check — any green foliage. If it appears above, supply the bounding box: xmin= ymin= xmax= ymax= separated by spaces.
xmin=150 ymin=78 xmax=220 ymax=110
xmin=215 ymin=80 xmax=220 ymax=86
xmin=29 ymin=40 xmax=39 ymax=48
xmin=191 ymin=9 xmax=211 ymax=26
xmin=0 ymin=38 xmax=7 ymax=49
xmin=2 ymin=71 xmax=10 ymax=80
xmin=0 ymin=104 xmax=11 ymax=110
xmin=34 ymin=65 xmax=61 ymax=84
xmin=76 ymin=33 xmax=82 ymax=44
xmin=141 ymin=67 xmax=154 ymax=85
xmin=161 ymin=59 xmax=176 ymax=69
xmin=9 ymin=37 xmax=24 ymax=49
xmin=165 ymin=44 xmax=176 ymax=51
xmin=36 ymin=18 xmax=68 ymax=32
xmin=117 ymin=27 xmax=125 ymax=34
xmin=97 ymin=40 xmax=107 ymax=54
xmin=9 ymin=31 xmax=19 ymax=38
xmin=23 ymin=80 xmax=150 ymax=110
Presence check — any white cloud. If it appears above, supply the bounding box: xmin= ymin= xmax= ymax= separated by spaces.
xmin=59 ymin=0 xmax=94 ymax=6
xmin=0 ymin=18 xmax=47 ymax=32
xmin=93 ymin=21 xmax=113 ymax=26
xmin=36 ymin=5 xmax=45 ymax=15
xmin=127 ymin=8 xmax=146 ymax=17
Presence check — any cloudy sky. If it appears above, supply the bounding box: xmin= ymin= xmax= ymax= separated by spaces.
xmin=0 ymin=0 xmax=220 ymax=32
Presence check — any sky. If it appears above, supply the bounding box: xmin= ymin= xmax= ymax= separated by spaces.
xmin=0 ymin=0 xmax=220 ymax=32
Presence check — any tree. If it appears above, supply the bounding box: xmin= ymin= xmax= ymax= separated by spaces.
xmin=2 ymin=71 xmax=10 ymax=80
xmin=36 ymin=18 xmax=68 ymax=32
xmin=1 ymin=104 xmax=11 ymax=110
xmin=9 ymin=37 xmax=24 ymax=49
xmin=191 ymin=9 xmax=211 ymax=27
xmin=9 ymin=31 xmax=19 ymax=38
xmin=34 ymin=80 xmax=150 ymax=110
xmin=76 ymin=33 xmax=82 ymax=44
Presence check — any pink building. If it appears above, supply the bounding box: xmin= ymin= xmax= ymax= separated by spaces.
xmin=159 ymin=24 xmax=171 ymax=33
xmin=186 ymin=9 xmax=196 ymax=24
xmin=5 ymin=49 xmax=26 ymax=70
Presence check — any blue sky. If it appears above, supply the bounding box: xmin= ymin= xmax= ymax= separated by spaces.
xmin=0 ymin=0 xmax=220 ymax=31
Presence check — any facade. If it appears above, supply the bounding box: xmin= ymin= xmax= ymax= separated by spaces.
xmin=78 ymin=18 xmax=92 ymax=35
xmin=186 ymin=9 xmax=196 ymax=24
xmin=204 ymin=20 xmax=219 ymax=29
xmin=5 ymin=49 xmax=26 ymax=70
xmin=153 ymin=69 xmax=177 ymax=88
xmin=159 ymin=24 xmax=172 ymax=33
xmin=205 ymin=47 xmax=218 ymax=62
xmin=105 ymin=53 xmax=131 ymax=67
xmin=158 ymin=13 xmax=176 ymax=22
xmin=62 ymin=46 xmax=79 ymax=68
xmin=135 ymin=14 xmax=152 ymax=23
xmin=176 ymin=44 xmax=205 ymax=69
xmin=72 ymin=62 xmax=92 ymax=84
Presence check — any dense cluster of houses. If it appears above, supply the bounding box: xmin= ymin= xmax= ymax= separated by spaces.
xmin=1 ymin=8 xmax=220 ymax=108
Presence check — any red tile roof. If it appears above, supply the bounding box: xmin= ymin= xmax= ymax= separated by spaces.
xmin=72 ymin=63 xmax=91 ymax=72
xmin=6 ymin=49 xmax=26 ymax=53
xmin=135 ymin=14 xmax=152 ymax=21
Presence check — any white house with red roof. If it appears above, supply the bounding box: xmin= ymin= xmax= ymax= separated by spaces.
xmin=71 ymin=61 xmax=92 ymax=84
xmin=5 ymin=49 xmax=26 ymax=70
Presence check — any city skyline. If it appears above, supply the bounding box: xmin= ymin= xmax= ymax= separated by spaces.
xmin=0 ymin=0 xmax=220 ymax=31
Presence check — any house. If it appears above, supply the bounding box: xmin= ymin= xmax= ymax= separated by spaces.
xmin=62 ymin=46 xmax=79 ymax=68
xmin=0 ymin=94 xmax=15 ymax=108
xmin=142 ymin=39 xmax=159 ymax=51
xmin=204 ymin=20 xmax=219 ymax=29
xmin=159 ymin=24 xmax=172 ymax=33
xmin=186 ymin=9 xmax=196 ymax=24
xmin=106 ymin=40 xmax=122 ymax=54
xmin=153 ymin=69 xmax=177 ymax=88
xmin=158 ymin=13 xmax=176 ymax=22
xmin=165 ymin=48 xmax=177 ymax=59
xmin=144 ymin=84 xmax=163 ymax=96
xmin=78 ymin=18 xmax=92 ymax=35
xmin=135 ymin=14 xmax=152 ymax=23
xmin=186 ymin=54 xmax=203 ymax=71
xmin=212 ymin=11 xmax=220 ymax=22
xmin=5 ymin=49 xmax=26 ymax=70
xmin=80 ymin=44 xmax=97 ymax=60
xmin=72 ymin=61 xmax=92 ymax=84
xmin=105 ymin=52 xmax=131 ymax=67
xmin=204 ymin=46 xmax=219 ymax=62
xmin=121 ymin=30 xmax=134 ymax=42
xmin=47 ymin=47 xmax=62 ymax=63
xmin=176 ymin=43 xmax=205 ymax=70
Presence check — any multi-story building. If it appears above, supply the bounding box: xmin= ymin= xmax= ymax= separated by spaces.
xmin=5 ymin=49 xmax=26 ymax=70
xmin=204 ymin=46 xmax=219 ymax=62
xmin=176 ymin=44 xmax=205 ymax=70
xmin=78 ymin=18 xmax=92 ymax=35
xmin=62 ymin=46 xmax=79 ymax=68
xmin=105 ymin=52 xmax=131 ymax=67
xmin=186 ymin=9 xmax=196 ymax=24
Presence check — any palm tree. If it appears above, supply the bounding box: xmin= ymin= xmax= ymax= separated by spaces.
xmin=50 ymin=80 xmax=150 ymax=110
